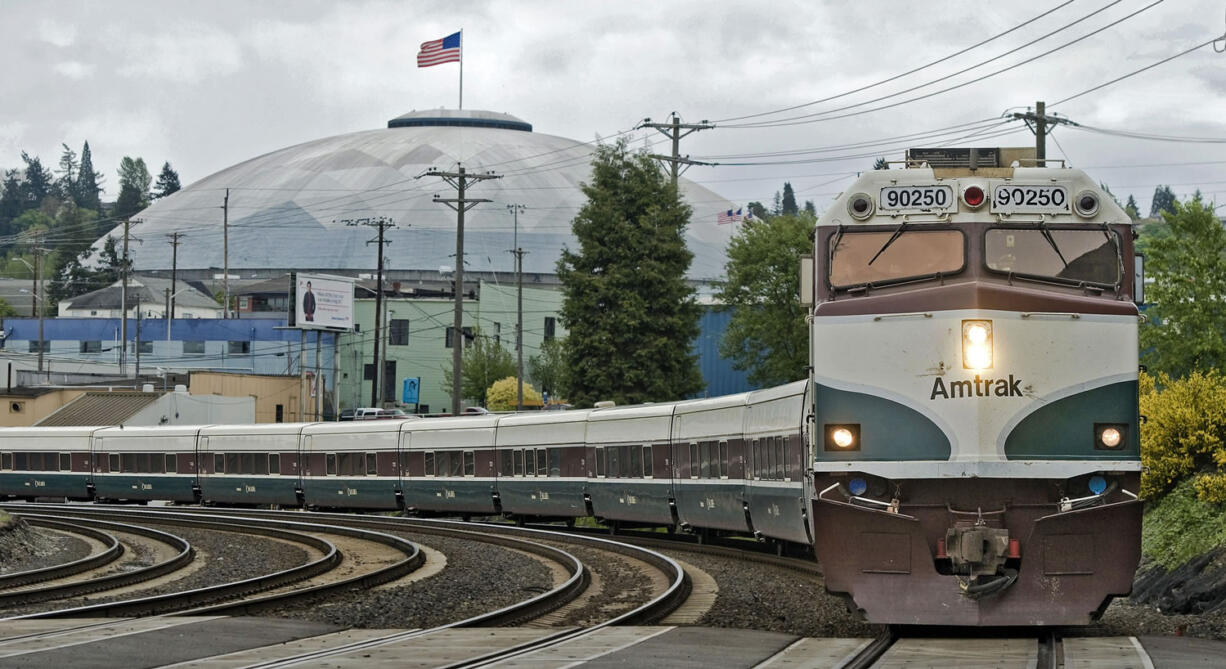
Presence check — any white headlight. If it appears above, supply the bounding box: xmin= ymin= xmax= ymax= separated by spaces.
xmin=962 ymin=320 xmax=993 ymax=370
xmin=832 ymin=428 xmax=855 ymax=448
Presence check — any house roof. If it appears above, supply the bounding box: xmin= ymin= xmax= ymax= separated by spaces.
xmin=63 ymin=276 xmax=220 ymax=311
xmin=36 ymin=391 xmax=160 ymax=426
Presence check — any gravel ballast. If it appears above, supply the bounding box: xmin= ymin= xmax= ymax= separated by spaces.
xmin=0 ymin=517 xmax=92 ymax=575
xmin=263 ymin=530 xmax=554 ymax=629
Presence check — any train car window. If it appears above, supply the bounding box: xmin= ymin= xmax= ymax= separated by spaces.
xmin=13 ymin=453 xmax=27 ymax=470
xmin=118 ymin=453 xmax=132 ymax=473
xmin=500 ymin=450 xmax=513 ymax=476
xmin=519 ymin=449 xmax=530 ymax=477
xmin=464 ymin=451 xmax=475 ymax=477
xmin=783 ymin=439 xmax=791 ymax=481
xmin=642 ymin=446 xmax=653 ymax=478
xmin=226 ymin=453 xmax=241 ymax=475
xmin=367 ymin=453 xmax=378 ymax=476
xmin=254 ymin=453 xmax=269 ymax=476
xmin=213 ymin=454 xmax=224 ymax=474
xmin=513 ymin=449 xmax=523 ymax=476
xmin=241 ymin=453 xmax=255 ymax=474
xmin=629 ymin=444 xmax=642 ymax=478
xmin=750 ymin=439 xmax=758 ymax=479
xmin=549 ymin=448 xmax=561 ymax=478
xmin=608 ymin=446 xmax=621 ymax=478
xmin=326 ymin=453 xmax=337 ymax=476
xmin=775 ymin=437 xmax=785 ymax=480
xmin=829 ymin=229 xmax=964 ymax=289
xmin=165 ymin=454 xmax=177 ymax=473
xmin=689 ymin=443 xmax=699 ymax=478
xmin=985 ymin=228 xmax=1120 ymax=286
xmin=1 ymin=452 xmax=10 ymax=470
xmin=59 ymin=453 xmax=71 ymax=471
xmin=269 ymin=453 xmax=280 ymax=475
xmin=595 ymin=447 xmax=605 ymax=478
xmin=425 ymin=451 xmax=435 ymax=477
xmin=537 ymin=448 xmax=548 ymax=477
xmin=697 ymin=442 xmax=709 ymax=479
xmin=450 ymin=451 xmax=464 ymax=477
xmin=719 ymin=441 xmax=729 ymax=478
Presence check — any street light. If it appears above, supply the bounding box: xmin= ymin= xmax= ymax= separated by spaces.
xmin=164 ymin=286 xmax=192 ymax=341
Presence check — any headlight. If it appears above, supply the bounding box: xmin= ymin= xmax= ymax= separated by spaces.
xmin=825 ymin=424 xmax=860 ymax=451
xmin=1095 ymin=423 xmax=1127 ymax=450
xmin=962 ymin=320 xmax=993 ymax=370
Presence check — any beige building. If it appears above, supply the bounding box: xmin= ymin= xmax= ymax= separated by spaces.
xmin=189 ymin=371 xmax=319 ymax=423
xmin=0 ymin=389 xmax=89 ymax=427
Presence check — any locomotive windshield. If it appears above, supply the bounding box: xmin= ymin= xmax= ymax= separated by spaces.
xmin=985 ymin=228 xmax=1120 ymax=286
xmin=829 ymin=229 xmax=964 ymax=288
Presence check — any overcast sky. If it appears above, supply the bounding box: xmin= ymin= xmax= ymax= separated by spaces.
xmin=2 ymin=0 xmax=1224 ymax=216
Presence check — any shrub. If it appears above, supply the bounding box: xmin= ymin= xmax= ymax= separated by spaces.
xmin=486 ymin=377 xmax=543 ymax=412
xmin=1140 ymin=370 xmax=1226 ymax=502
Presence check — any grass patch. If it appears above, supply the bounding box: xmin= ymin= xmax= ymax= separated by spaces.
xmin=1142 ymin=477 xmax=1226 ymax=569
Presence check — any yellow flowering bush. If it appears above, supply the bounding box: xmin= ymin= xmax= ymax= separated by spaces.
xmin=1140 ymin=370 xmax=1226 ymax=503
xmin=486 ymin=377 xmax=543 ymax=412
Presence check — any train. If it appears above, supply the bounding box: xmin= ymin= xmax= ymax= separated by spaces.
xmin=805 ymin=147 xmax=1143 ymax=625
xmin=0 ymin=146 xmax=1142 ymax=627
xmin=0 ymin=381 xmax=812 ymax=548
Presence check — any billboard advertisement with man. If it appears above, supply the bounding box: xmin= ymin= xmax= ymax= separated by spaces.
xmin=290 ymin=273 xmax=354 ymax=331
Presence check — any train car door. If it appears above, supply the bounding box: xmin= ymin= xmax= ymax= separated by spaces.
xmin=397 ymin=430 xmax=410 ymax=506
xmin=667 ymin=410 xmax=681 ymax=526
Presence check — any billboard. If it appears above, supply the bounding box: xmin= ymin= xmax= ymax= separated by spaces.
xmin=288 ymin=272 xmax=354 ymax=331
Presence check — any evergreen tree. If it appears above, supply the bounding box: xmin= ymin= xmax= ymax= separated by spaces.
xmin=1151 ymin=185 xmax=1177 ymax=218
xmin=716 ymin=213 xmax=812 ymax=387
xmin=1140 ymin=196 xmax=1226 ymax=378
xmin=803 ymin=200 xmax=816 ymax=216
xmin=76 ymin=141 xmax=103 ymax=212
xmin=55 ymin=143 xmax=79 ymax=203
xmin=747 ymin=201 xmax=771 ymax=221
xmin=113 ymin=156 xmax=152 ymax=221
xmin=0 ymin=170 xmax=21 ymax=235
xmin=873 ymin=156 xmax=889 ymax=170
xmin=20 ymin=152 xmax=53 ymax=209
xmin=1125 ymin=194 xmax=1140 ymax=221
xmin=781 ymin=182 xmax=798 ymax=215
xmin=772 ymin=191 xmax=782 ymax=215
xmin=152 ymin=161 xmax=181 ymax=199
xmin=557 ymin=138 xmax=702 ymax=406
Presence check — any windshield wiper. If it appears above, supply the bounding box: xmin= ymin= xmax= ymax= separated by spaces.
xmin=868 ymin=221 xmax=907 ymax=266
xmin=1038 ymin=221 xmax=1069 ymax=268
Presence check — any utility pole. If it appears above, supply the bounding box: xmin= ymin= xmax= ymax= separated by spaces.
xmin=165 ymin=287 xmax=171 ymax=342
xmin=637 ymin=113 xmax=715 ymax=189
xmin=167 ymin=232 xmax=183 ymax=326
xmin=1009 ymin=101 xmax=1078 ymax=167
xmin=119 ymin=219 xmax=140 ymax=375
xmin=419 ymin=165 xmax=500 ymax=415
xmin=507 ymin=204 xmax=527 ymax=411
xmin=31 ymin=238 xmax=45 ymax=374
xmin=134 ymin=295 xmax=142 ymax=380
xmin=341 ymin=216 xmax=396 ymax=407
xmin=221 ymin=189 xmax=230 ymax=318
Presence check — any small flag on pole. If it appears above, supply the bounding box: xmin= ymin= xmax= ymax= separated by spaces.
xmin=716 ymin=208 xmax=743 ymax=225
xmin=418 ymin=31 xmax=462 ymax=67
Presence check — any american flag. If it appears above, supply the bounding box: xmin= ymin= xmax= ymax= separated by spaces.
xmin=418 ymin=31 xmax=461 ymax=67
xmin=716 ymin=208 xmax=743 ymax=225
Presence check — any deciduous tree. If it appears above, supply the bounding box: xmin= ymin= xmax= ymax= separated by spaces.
xmin=441 ymin=330 xmax=516 ymax=407
xmin=1140 ymin=195 xmax=1226 ymax=377
xmin=528 ymin=336 xmax=568 ymax=399
xmin=557 ymin=138 xmax=702 ymax=407
xmin=716 ymin=212 xmax=812 ymax=387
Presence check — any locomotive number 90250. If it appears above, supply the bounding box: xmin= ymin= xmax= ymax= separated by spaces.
xmin=991 ymin=184 xmax=1068 ymax=213
xmin=879 ymin=185 xmax=952 ymax=211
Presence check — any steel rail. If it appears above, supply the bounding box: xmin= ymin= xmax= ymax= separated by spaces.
xmin=0 ymin=518 xmax=124 ymax=589
xmin=0 ymin=514 xmax=192 ymax=607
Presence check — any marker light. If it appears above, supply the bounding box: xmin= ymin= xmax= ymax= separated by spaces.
xmin=849 ymin=478 xmax=868 ymax=496
xmin=1074 ymin=190 xmax=1100 ymax=218
xmin=1095 ymin=424 xmax=1126 ymax=450
xmin=962 ymin=185 xmax=986 ymax=208
xmin=1089 ymin=475 xmax=1108 ymax=495
xmin=961 ymin=320 xmax=993 ymax=370
xmin=824 ymin=424 xmax=861 ymax=451
xmin=847 ymin=193 xmax=875 ymax=220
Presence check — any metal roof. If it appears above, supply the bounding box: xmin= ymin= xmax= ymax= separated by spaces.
xmin=62 ymin=276 xmax=220 ymax=311
xmin=36 ymin=391 xmax=160 ymax=427
xmin=92 ymin=109 xmax=738 ymax=281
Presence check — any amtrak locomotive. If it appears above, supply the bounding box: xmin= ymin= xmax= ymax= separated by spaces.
xmin=0 ymin=147 xmax=1141 ymax=627
xmin=806 ymin=147 xmax=1142 ymax=625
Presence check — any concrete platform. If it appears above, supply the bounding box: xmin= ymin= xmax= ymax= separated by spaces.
xmin=1 ymin=618 xmax=1224 ymax=668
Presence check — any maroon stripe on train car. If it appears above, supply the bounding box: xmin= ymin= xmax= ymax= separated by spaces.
xmin=815 ymin=281 xmax=1138 ymax=318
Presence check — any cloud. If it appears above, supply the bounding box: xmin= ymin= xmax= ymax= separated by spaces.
xmin=116 ymin=22 xmax=243 ymax=81
xmin=54 ymin=61 xmax=95 ymax=79
xmin=38 ymin=20 xmax=76 ymax=47
xmin=0 ymin=122 xmax=28 ymax=168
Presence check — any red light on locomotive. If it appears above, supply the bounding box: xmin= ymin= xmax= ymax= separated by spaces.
xmin=962 ymin=185 xmax=986 ymax=208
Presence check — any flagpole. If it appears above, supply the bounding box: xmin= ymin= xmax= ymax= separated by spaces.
xmin=458 ymin=28 xmax=463 ymax=109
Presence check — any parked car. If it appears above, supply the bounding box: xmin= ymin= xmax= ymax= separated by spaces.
xmin=338 ymin=408 xmax=356 ymax=421
xmin=354 ymin=407 xmax=417 ymax=420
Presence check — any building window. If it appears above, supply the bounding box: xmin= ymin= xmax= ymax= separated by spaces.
xmin=493 ymin=322 xmax=501 ymax=345
xmin=80 ymin=341 xmax=102 ymax=353
xmin=239 ymin=296 xmax=250 ymax=310
xmin=184 ymin=341 xmax=205 ymax=355
xmin=389 ymin=319 xmax=409 ymax=346
xmin=364 ymin=364 xmax=375 ymax=380
xmin=228 ymin=341 xmax=251 ymax=355
xmin=131 ymin=340 xmax=153 ymax=354
xmin=28 ymin=340 xmax=48 ymax=353
xmin=445 ymin=326 xmax=474 ymax=348
xmin=544 ymin=317 xmax=556 ymax=341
